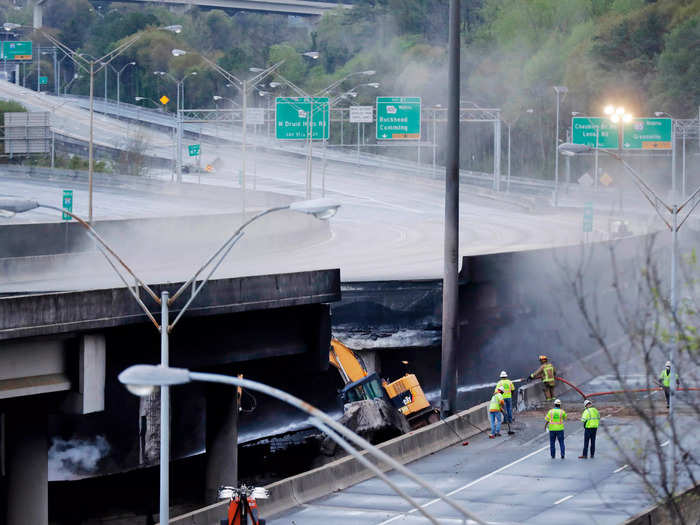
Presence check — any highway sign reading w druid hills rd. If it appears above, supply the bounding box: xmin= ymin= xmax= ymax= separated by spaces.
xmin=376 ymin=97 xmax=421 ymax=140
xmin=572 ymin=116 xmax=672 ymax=150
xmin=275 ymin=97 xmax=329 ymax=140
xmin=571 ymin=117 xmax=618 ymax=149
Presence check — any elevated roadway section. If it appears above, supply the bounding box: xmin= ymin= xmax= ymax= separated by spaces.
xmin=116 ymin=0 xmax=351 ymax=16
xmin=0 ymin=269 xmax=340 ymax=525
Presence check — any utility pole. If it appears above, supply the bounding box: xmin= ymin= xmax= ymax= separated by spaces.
xmin=441 ymin=0 xmax=460 ymax=417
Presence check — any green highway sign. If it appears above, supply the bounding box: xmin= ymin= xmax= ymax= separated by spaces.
xmin=623 ymin=118 xmax=672 ymax=150
xmin=275 ymin=97 xmax=329 ymax=140
xmin=2 ymin=41 xmax=32 ymax=61
xmin=62 ymin=189 xmax=73 ymax=221
xmin=39 ymin=76 xmax=48 ymax=85
xmin=376 ymin=97 xmax=421 ymax=140
xmin=571 ymin=117 xmax=619 ymax=149
xmin=188 ymin=144 xmax=200 ymax=157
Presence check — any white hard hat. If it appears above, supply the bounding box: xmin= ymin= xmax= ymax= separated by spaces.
xmin=665 ymin=361 xmax=671 ymax=367
xmin=584 ymin=399 xmax=592 ymax=407
xmin=500 ymin=370 xmax=508 ymax=378
xmin=554 ymin=399 xmax=562 ymax=406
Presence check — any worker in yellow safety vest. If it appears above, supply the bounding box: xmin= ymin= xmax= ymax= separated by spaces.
xmin=488 ymin=387 xmax=505 ymax=438
xmin=528 ymin=355 xmax=556 ymax=401
xmin=496 ymin=371 xmax=515 ymax=423
xmin=657 ymin=361 xmax=679 ymax=409
xmin=579 ymin=399 xmax=600 ymax=459
xmin=544 ymin=399 xmax=567 ymax=459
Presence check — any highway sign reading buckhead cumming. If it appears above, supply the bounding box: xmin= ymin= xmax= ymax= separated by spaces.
xmin=623 ymin=118 xmax=671 ymax=149
xmin=2 ymin=41 xmax=32 ymax=61
xmin=571 ymin=117 xmax=618 ymax=149
xmin=376 ymin=97 xmax=421 ymax=140
xmin=275 ymin=97 xmax=329 ymax=140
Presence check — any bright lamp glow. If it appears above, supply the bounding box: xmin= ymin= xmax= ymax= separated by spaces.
xmin=615 ymin=107 xmax=625 ymax=115
xmin=289 ymin=198 xmax=341 ymax=220
xmin=611 ymin=114 xmax=620 ymax=123
xmin=126 ymin=383 xmax=156 ymax=397
xmin=604 ymin=105 xmax=614 ymax=115
xmin=622 ymin=114 xmax=632 ymax=123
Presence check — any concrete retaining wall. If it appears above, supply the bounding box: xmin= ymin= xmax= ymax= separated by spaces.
xmin=167 ymin=401 xmax=491 ymax=524
xmin=624 ymin=485 xmax=700 ymax=525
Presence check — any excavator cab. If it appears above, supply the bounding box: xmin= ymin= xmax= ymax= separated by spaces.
xmin=330 ymin=338 xmax=439 ymax=429
xmin=339 ymin=372 xmax=386 ymax=403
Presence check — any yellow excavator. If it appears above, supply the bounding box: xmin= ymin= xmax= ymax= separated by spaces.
xmin=329 ymin=338 xmax=439 ymax=429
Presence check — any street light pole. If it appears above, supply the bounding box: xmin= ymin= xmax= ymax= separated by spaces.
xmin=116 ymin=62 xmax=136 ymax=108
xmin=1 ymin=196 xmax=341 ymax=525
xmin=553 ymin=86 xmax=568 ymax=206
xmin=441 ymin=0 xmax=460 ymax=417
xmin=29 ymin=24 xmax=182 ymax=222
xmin=89 ymin=61 xmax=95 ymax=219
xmin=118 ymin=365 xmax=486 ymax=525
xmin=559 ymin=140 xmax=700 ymax=489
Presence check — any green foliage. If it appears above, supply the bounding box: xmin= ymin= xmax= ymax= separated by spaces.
xmin=652 ymin=14 xmax=700 ymax=115
xmin=0 ymin=100 xmax=26 ymax=125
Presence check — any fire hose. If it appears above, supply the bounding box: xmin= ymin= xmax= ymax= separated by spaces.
xmin=555 ymin=376 xmax=700 ymax=399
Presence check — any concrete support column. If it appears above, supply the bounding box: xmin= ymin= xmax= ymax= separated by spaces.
xmin=356 ymin=349 xmax=381 ymax=375
xmin=5 ymin=408 xmax=48 ymax=525
xmin=204 ymin=384 xmax=239 ymax=504
xmin=32 ymin=1 xmax=44 ymax=29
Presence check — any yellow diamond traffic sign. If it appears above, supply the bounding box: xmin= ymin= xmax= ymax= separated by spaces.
xmin=159 ymin=95 xmax=170 ymax=105
xmin=599 ymin=173 xmax=613 ymax=187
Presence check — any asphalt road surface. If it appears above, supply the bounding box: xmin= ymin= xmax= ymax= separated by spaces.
xmin=0 ymin=80 xmax=665 ymax=291
xmin=268 ymin=406 xmax=698 ymax=525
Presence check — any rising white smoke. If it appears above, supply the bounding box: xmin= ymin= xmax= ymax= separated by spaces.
xmin=48 ymin=435 xmax=111 ymax=481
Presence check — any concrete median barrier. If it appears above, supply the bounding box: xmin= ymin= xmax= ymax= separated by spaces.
xmin=168 ymin=401 xmax=491 ymax=524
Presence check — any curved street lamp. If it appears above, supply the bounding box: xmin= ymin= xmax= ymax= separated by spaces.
xmin=118 ymin=364 xmax=485 ymax=525
xmin=5 ymin=23 xmax=182 ymax=222
xmin=172 ymin=48 xmax=318 ymax=212
xmin=0 ymin=196 xmax=341 ymax=524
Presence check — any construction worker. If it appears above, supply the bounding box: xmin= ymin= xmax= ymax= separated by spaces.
xmin=544 ymin=399 xmax=567 ymax=459
xmin=496 ymin=371 xmax=515 ymax=423
xmin=528 ymin=355 xmax=556 ymax=401
xmin=657 ymin=361 xmax=679 ymax=409
xmin=488 ymin=386 xmax=505 ymax=438
xmin=579 ymin=399 xmax=600 ymax=459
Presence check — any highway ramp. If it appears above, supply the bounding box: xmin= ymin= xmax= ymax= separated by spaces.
xmin=268 ymin=407 xmax=697 ymax=524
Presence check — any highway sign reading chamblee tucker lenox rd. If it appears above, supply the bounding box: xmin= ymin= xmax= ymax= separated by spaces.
xmin=572 ymin=116 xmax=672 ymax=150
xmin=275 ymin=97 xmax=329 ymax=140
xmin=571 ymin=117 xmax=619 ymax=149
xmin=376 ymin=97 xmax=421 ymax=140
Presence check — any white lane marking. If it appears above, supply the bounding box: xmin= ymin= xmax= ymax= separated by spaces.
xmin=376 ymin=444 xmax=550 ymax=525
xmin=554 ymin=494 xmax=574 ymax=505
xmin=661 ymin=440 xmax=670 ymax=447
xmin=614 ymin=464 xmax=628 ymax=473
